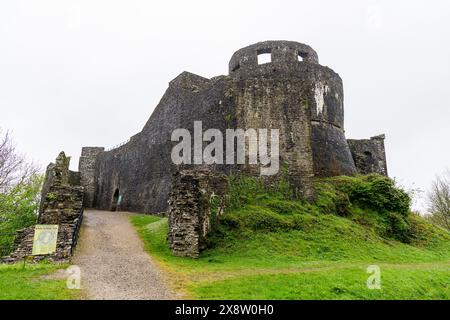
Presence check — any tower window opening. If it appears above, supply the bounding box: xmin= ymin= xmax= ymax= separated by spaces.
xmin=257 ymin=49 xmax=272 ymax=65
xmin=298 ymin=52 xmax=305 ymax=61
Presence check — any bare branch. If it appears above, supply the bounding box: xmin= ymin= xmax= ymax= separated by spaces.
xmin=0 ymin=128 xmax=40 ymax=193
xmin=427 ymin=170 xmax=450 ymax=231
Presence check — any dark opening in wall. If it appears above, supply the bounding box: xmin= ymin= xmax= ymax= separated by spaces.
xmin=257 ymin=48 xmax=272 ymax=65
xmin=232 ymin=64 xmax=240 ymax=72
xmin=298 ymin=52 xmax=305 ymax=61
xmin=111 ymin=188 xmax=120 ymax=211
xmin=364 ymin=151 xmax=373 ymax=161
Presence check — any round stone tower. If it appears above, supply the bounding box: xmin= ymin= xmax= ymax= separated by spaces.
xmin=228 ymin=40 xmax=357 ymax=178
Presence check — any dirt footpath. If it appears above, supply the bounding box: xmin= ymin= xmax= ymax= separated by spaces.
xmin=73 ymin=210 xmax=174 ymax=300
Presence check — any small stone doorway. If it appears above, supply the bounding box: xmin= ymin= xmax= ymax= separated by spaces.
xmin=111 ymin=188 xmax=120 ymax=211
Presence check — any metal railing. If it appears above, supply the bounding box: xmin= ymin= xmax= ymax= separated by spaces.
xmin=105 ymin=139 xmax=130 ymax=151
xmin=70 ymin=211 xmax=84 ymax=255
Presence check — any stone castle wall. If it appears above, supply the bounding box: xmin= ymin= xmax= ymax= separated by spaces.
xmin=79 ymin=147 xmax=104 ymax=208
xmin=347 ymin=135 xmax=388 ymax=176
xmin=81 ymin=41 xmax=379 ymax=213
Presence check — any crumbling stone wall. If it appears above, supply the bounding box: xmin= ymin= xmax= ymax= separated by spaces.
xmin=39 ymin=152 xmax=74 ymax=212
xmin=347 ymin=135 xmax=388 ymax=176
xmin=2 ymin=152 xmax=84 ymax=263
xmin=2 ymin=223 xmax=80 ymax=263
xmin=79 ymin=147 xmax=104 ymax=208
xmin=168 ymin=170 xmax=227 ymax=258
xmin=39 ymin=185 xmax=84 ymax=225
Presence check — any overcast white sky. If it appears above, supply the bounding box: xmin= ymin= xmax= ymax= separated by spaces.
xmin=1 ymin=0 xmax=449 ymax=212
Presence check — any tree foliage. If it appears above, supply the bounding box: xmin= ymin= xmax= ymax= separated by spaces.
xmin=427 ymin=171 xmax=450 ymax=231
xmin=0 ymin=129 xmax=42 ymax=256
xmin=0 ymin=129 xmax=39 ymax=193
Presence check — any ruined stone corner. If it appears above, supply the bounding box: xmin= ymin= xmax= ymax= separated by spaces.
xmin=167 ymin=169 xmax=229 ymax=259
xmin=347 ymin=134 xmax=388 ymax=177
xmin=78 ymin=146 xmax=105 ymax=208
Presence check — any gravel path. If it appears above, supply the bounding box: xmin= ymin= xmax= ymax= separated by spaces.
xmin=73 ymin=210 xmax=174 ymax=300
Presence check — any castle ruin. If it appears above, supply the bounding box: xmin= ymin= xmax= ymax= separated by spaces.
xmin=77 ymin=41 xmax=387 ymax=214
xmin=14 ymin=40 xmax=387 ymax=260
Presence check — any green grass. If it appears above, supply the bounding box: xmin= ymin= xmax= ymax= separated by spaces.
xmin=132 ymin=214 xmax=450 ymax=269
xmin=130 ymin=175 xmax=450 ymax=299
xmin=191 ymin=264 xmax=450 ymax=299
xmin=0 ymin=262 xmax=79 ymax=300
xmin=131 ymin=214 xmax=450 ymax=299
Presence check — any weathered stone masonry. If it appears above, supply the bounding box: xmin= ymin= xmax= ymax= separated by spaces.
xmin=2 ymin=152 xmax=84 ymax=263
xmin=168 ymin=170 xmax=228 ymax=258
xmin=78 ymin=41 xmax=386 ymax=214
xmin=347 ymin=135 xmax=388 ymax=176
xmin=79 ymin=147 xmax=104 ymax=208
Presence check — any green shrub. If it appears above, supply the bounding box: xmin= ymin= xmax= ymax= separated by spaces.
xmin=325 ymin=174 xmax=410 ymax=215
xmin=0 ymin=174 xmax=43 ymax=256
xmin=314 ymin=182 xmax=350 ymax=216
xmin=387 ymin=212 xmax=411 ymax=242
xmin=317 ymin=174 xmax=413 ymax=241
xmin=214 ymin=174 xmax=417 ymax=244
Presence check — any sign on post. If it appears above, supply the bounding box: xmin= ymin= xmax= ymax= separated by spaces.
xmin=32 ymin=225 xmax=59 ymax=255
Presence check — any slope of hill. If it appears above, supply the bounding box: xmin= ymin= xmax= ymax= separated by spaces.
xmin=131 ymin=174 xmax=450 ymax=299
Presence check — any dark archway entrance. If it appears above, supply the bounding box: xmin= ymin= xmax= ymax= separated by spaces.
xmin=111 ymin=188 xmax=120 ymax=211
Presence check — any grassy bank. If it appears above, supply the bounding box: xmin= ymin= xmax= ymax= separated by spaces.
xmin=0 ymin=262 xmax=79 ymax=300
xmin=130 ymin=174 xmax=450 ymax=299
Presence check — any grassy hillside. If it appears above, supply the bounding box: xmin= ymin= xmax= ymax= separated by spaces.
xmin=131 ymin=174 xmax=450 ymax=299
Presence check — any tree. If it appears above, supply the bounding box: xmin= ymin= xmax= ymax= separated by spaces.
xmin=0 ymin=129 xmax=42 ymax=256
xmin=427 ymin=171 xmax=450 ymax=231
xmin=0 ymin=129 xmax=38 ymax=193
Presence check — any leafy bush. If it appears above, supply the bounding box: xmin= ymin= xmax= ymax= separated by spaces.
xmin=314 ymin=182 xmax=350 ymax=216
xmin=387 ymin=212 xmax=411 ymax=242
xmin=0 ymin=174 xmax=43 ymax=256
xmin=313 ymin=174 xmax=415 ymax=241
xmin=214 ymin=174 xmax=417 ymax=244
xmin=324 ymin=174 xmax=410 ymax=215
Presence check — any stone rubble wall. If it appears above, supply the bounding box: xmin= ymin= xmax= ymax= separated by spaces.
xmin=1 ymin=152 xmax=84 ymax=263
xmin=168 ymin=170 xmax=228 ymax=258
xmin=39 ymin=185 xmax=84 ymax=225
xmin=347 ymin=134 xmax=388 ymax=176
xmin=1 ymin=223 xmax=80 ymax=263
xmin=78 ymin=147 xmax=104 ymax=208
